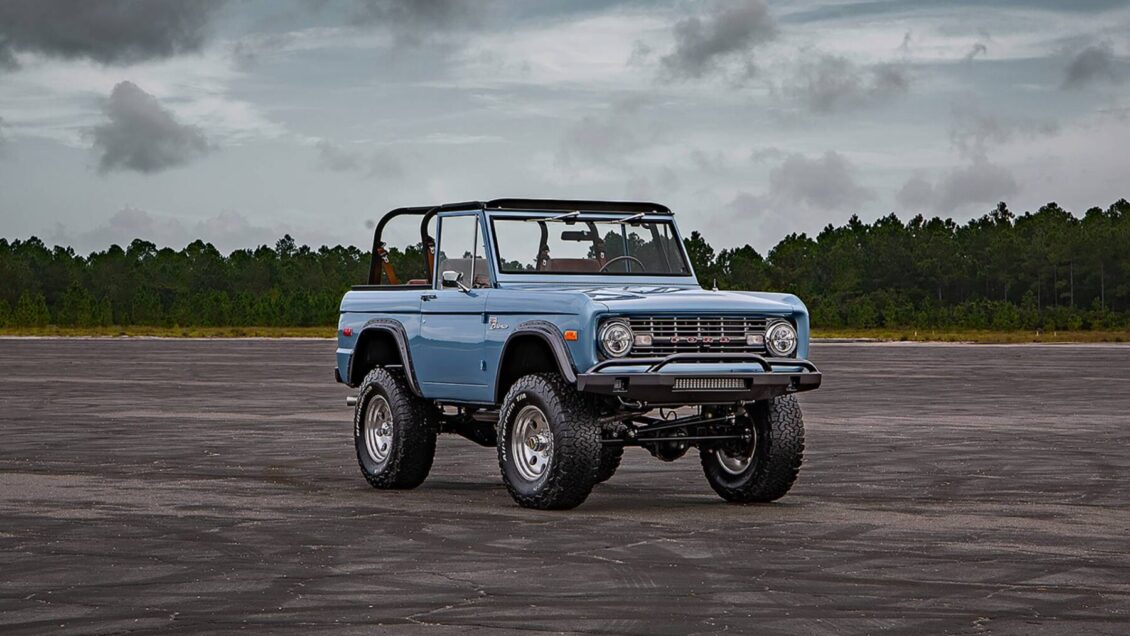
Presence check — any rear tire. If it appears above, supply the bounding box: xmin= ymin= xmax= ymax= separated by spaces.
xmin=497 ymin=373 xmax=601 ymax=509
xmin=700 ymin=395 xmax=804 ymax=503
xmin=353 ymin=367 xmax=437 ymax=489
xmin=595 ymin=444 xmax=624 ymax=484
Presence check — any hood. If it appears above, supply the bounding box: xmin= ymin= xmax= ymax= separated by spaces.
xmin=578 ymin=285 xmax=803 ymax=315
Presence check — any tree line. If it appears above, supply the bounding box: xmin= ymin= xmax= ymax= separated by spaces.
xmin=689 ymin=199 xmax=1130 ymax=330
xmin=1 ymin=199 xmax=1127 ymax=330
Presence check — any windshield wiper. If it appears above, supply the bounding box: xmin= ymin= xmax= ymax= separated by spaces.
xmin=523 ymin=210 xmax=653 ymax=224
xmin=525 ymin=210 xmax=580 ymax=223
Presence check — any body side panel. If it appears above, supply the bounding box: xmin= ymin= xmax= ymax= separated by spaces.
xmin=337 ymin=289 xmax=423 ymax=387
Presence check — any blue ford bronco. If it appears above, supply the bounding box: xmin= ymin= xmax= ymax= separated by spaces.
xmin=336 ymin=199 xmax=822 ymax=509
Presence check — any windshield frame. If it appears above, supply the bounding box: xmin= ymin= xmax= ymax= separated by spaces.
xmin=487 ymin=210 xmax=695 ymax=280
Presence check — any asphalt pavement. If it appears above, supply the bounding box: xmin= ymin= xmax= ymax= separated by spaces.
xmin=1 ymin=339 xmax=1128 ymax=634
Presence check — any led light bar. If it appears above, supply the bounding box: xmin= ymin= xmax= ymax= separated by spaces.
xmin=672 ymin=377 xmax=747 ymax=391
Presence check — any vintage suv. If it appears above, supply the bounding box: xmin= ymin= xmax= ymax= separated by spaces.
xmin=335 ymin=199 xmax=821 ymax=509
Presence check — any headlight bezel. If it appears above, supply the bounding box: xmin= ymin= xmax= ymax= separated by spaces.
xmin=765 ymin=320 xmax=798 ymax=357
xmin=598 ymin=319 xmax=634 ymax=358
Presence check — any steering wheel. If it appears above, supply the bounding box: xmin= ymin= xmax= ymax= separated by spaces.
xmin=599 ymin=255 xmax=646 ymax=272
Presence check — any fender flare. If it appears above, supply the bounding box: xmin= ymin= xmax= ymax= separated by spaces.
xmin=348 ymin=319 xmax=423 ymax=396
xmin=494 ymin=320 xmax=578 ymax=403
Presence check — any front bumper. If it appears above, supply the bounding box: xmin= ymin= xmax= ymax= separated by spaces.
xmin=575 ymin=352 xmax=822 ymax=405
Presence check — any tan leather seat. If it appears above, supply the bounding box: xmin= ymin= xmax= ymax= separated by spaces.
xmin=546 ymin=258 xmax=600 ymax=272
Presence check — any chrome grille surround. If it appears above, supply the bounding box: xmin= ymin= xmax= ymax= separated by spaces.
xmin=624 ymin=315 xmax=769 ymax=357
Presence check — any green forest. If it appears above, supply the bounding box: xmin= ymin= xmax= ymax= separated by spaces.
xmin=1 ymin=199 xmax=1127 ymax=332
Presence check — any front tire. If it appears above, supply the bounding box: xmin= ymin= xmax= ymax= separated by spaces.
xmin=353 ymin=367 xmax=437 ymax=489
xmin=700 ymin=395 xmax=805 ymax=503
xmin=497 ymin=373 xmax=601 ymax=509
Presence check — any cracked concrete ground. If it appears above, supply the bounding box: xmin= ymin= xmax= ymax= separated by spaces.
xmin=1 ymin=339 xmax=1128 ymax=634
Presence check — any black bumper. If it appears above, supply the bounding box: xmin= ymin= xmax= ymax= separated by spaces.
xmin=575 ymin=353 xmax=822 ymax=405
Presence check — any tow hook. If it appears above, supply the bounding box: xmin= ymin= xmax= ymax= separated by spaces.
xmin=346 ymin=395 xmax=358 ymax=407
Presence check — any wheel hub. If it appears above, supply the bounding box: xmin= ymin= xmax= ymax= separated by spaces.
xmin=716 ymin=426 xmax=756 ymax=475
xmin=364 ymin=395 xmax=394 ymax=464
xmin=511 ymin=405 xmax=553 ymax=482
xmin=525 ymin=433 xmax=551 ymax=452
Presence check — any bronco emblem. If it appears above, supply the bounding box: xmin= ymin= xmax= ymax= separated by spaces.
xmin=488 ymin=316 xmax=509 ymax=330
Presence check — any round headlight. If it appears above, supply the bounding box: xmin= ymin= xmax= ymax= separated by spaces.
xmin=599 ymin=321 xmax=633 ymax=358
xmin=765 ymin=321 xmax=798 ymax=357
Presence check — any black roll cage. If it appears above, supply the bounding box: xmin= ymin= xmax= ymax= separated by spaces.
xmin=365 ymin=198 xmax=672 ymax=285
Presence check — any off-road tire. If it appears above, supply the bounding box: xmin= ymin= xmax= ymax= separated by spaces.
xmin=497 ymin=373 xmax=602 ymax=509
xmin=700 ymin=395 xmax=804 ymax=503
xmin=353 ymin=367 xmax=437 ymax=489
xmin=595 ymin=444 xmax=624 ymax=484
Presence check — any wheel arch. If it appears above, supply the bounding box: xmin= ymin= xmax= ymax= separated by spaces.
xmin=348 ymin=319 xmax=422 ymax=395
xmin=494 ymin=321 xmax=577 ymax=405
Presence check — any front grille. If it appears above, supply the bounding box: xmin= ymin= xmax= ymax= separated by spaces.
xmin=673 ymin=377 xmax=748 ymax=391
xmin=625 ymin=315 xmax=768 ymax=357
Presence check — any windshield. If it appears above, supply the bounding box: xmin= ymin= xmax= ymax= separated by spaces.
xmin=491 ymin=215 xmax=691 ymax=275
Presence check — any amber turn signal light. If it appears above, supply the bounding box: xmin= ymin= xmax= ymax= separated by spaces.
xmin=563 ymin=330 xmax=578 ymax=341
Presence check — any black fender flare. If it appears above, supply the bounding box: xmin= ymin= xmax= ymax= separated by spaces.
xmin=494 ymin=320 xmax=578 ymax=403
xmin=348 ymin=319 xmax=423 ymax=396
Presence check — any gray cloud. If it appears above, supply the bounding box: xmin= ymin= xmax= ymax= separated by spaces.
xmin=949 ymin=103 xmax=1058 ymax=160
xmin=717 ymin=152 xmax=872 ymax=249
xmin=896 ymin=158 xmax=1018 ymax=213
xmin=788 ymin=0 xmax=1130 ymax=23
xmin=895 ymin=174 xmax=936 ymax=211
xmin=627 ymin=40 xmax=653 ymax=68
xmin=0 ymin=0 xmax=222 ymax=67
xmin=1062 ymin=43 xmax=1122 ymax=89
xmin=49 ymin=206 xmax=338 ymax=253
xmin=660 ymin=0 xmax=776 ymax=80
xmin=750 ymin=146 xmax=786 ymax=163
xmin=316 ymin=140 xmax=363 ymax=172
xmin=898 ymin=31 xmax=913 ymax=55
xmin=963 ymin=42 xmax=988 ymax=62
xmin=720 ymin=151 xmax=874 ymax=236
xmin=315 ymin=140 xmax=404 ymax=179
xmin=767 ymin=151 xmax=874 ymax=210
xmin=706 ymin=191 xmax=788 ymax=256
xmin=351 ymin=0 xmax=489 ymax=43
xmin=557 ymin=99 xmax=653 ymax=167
xmin=784 ymin=54 xmax=911 ymax=113
xmin=231 ymin=32 xmax=295 ymax=70
xmin=90 ymin=81 xmax=211 ymax=175
xmin=559 ymin=115 xmax=642 ymax=165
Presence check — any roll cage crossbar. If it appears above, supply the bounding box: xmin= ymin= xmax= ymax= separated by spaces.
xmin=366 ymin=198 xmax=672 ymax=285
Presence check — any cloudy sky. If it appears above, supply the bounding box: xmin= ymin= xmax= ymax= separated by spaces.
xmin=1 ymin=0 xmax=1128 ymax=254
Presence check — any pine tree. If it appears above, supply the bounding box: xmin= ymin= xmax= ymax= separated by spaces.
xmin=14 ymin=291 xmax=50 ymax=327
xmin=59 ymin=283 xmax=94 ymax=326
xmin=131 ymin=288 xmax=162 ymax=325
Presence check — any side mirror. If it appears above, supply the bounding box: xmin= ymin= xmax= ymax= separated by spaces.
xmin=441 ymin=270 xmax=469 ymax=292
